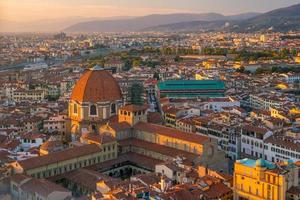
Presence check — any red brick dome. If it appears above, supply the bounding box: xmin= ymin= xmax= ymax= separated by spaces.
xmin=70 ymin=66 xmax=122 ymax=103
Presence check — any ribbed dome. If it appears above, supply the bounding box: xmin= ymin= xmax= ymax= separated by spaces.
xmin=70 ymin=66 xmax=122 ymax=103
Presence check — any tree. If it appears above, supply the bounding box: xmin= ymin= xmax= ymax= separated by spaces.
xmin=142 ymin=60 xmax=160 ymax=68
xmin=255 ymin=67 xmax=271 ymax=75
xmin=291 ymin=49 xmax=298 ymax=57
xmin=174 ymin=56 xmax=183 ymax=62
xmin=153 ymin=72 xmax=159 ymax=80
xmin=128 ymin=82 xmax=144 ymax=105
xmin=29 ymin=84 xmax=35 ymax=90
xmin=236 ymin=66 xmax=245 ymax=73
xmin=132 ymin=59 xmax=141 ymax=67
xmin=123 ymin=60 xmax=132 ymax=71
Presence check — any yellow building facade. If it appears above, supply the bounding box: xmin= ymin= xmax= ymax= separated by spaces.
xmin=234 ymin=158 xmax=298 ymax=200
xmin=295 ymin=53 xmax=300 ymax=63
xmin=12 ymin=89 xmax=45 ymax=102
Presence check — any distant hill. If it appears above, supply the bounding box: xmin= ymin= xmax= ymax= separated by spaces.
xmin=225 ymin=12 xmax=260 ymax=21
xmin=141 ymin=20 xmax=229 ymax=32
xmin=64 ymin=12 xmax=259 ymax=33
xmin=141 ymin=3 xmax=300 ymax=33
xmin=233 ymin=3 xmax=300 ymax=32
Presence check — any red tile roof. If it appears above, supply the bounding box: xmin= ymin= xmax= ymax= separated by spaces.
xmin=134 ymin=122 xmax=209 ymax=144
xmin=147 ymin=112 xmax=163 ymax=124
xmin=120 ymin=104 xmax=148 ymax=112
xmin=16 ymin=144 xmax=101 ymax=171
xmin=20 ymin=178 xmax=70 ymax=197
xmin=119 ymin=138 xmax=198 ymax=163
xmin=202 ymin=182 xmax=232 ymax=199
xmin=108 ymin=122 xmax=131 ymax=132
xmin=83 ymin=133 xmax=116 ymax=144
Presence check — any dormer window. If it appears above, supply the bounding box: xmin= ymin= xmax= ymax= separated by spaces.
xmin=90 ymin=105 xmax=97 ymax=116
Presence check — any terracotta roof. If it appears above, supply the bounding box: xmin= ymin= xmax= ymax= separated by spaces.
xmin=70 ymin=69 xmax=122 ymax=103
xmin=147 ymin=112 xmax=163 ymax=124
xmin=108 ymin=122 xmax=131 ymax=132
xmin=119 ymin=138 xmax=198 ymax=164
xmin=21 ymin=133 xmax=46 ymax=140
xmin=134 ymin=122 xmax=209 ymax=144
xmin=17 ymin=144 xmax=101 ymax=171
xmin=242 ymin=124 xmax=268 ymax=134
xmin=133 ymin=173 xmax=161 ymax=185
xmin=265 ymin=136 xmax=300 ymax=152
xmin=202 ymin=182 xmax=232 ymax=199
xmin=20 ymin=178 xmax=70 ymax=197
xmin=120 ymin=104 xmax=148 ymax=112
xmin=0 ymin=139 xmax=20 ymax=151
xmin=82 ymin=133 xmax=116 ymax=144
xmin=162 ymin=188 xmax=197 ymax=200
xmin=10 ymin=174 xmax=31 ymax=184
xmin=40 ymin=140 xmax=63 ymax=151
xmin=64 ymin=169 xmax=111 ymax=191
xmin=0 ymin=150 xmax=10 ymax=163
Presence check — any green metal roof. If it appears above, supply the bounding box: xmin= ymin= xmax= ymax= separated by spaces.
xmin=237 ymin=158 xmax=276 ymax=169
xmin=158 ymin=80 xmax=225 ymax=91
xmin=163 ymin=93 xmax=224 ymax=98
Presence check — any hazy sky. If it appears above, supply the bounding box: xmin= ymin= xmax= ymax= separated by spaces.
xmin=1 ymin=0 xmax=300 ymax=22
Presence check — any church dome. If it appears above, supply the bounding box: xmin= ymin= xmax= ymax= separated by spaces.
xmin=70 ymin=66 xmax=122 ymax=103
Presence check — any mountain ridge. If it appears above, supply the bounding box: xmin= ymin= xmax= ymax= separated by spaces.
xmin=63 ymin=12 xmax=260 ymax=33
xmin=234 ymin=3 xmax=300 ymax=32
xmin=143 ymin=3 xmax=300 ymax=32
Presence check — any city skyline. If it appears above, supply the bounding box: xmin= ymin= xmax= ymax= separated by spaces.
xmin=1 ymin=1 xmax=300 ymax=199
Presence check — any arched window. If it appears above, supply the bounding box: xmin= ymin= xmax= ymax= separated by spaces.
xmin=111 ymin=103 xmax=116 ymax=114
xmin=90 ymin=105 xmax=97 ymax=116
xmin=73 ymin=104 xmax=78 ymax=114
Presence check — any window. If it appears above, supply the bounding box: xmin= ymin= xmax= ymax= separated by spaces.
xmin=90 ymin=105 xmax=97 ymax=116
xmin=111 ymin=103 xmax=116 ymax=114
xmin=12 ymin=184 xmax=18 ymax=191
xmin=73 ymin=104 xmax=78 ymax=114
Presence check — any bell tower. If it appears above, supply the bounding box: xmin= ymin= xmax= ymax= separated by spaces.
xmin=118 ymin=105 xmax=148 ymax=126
